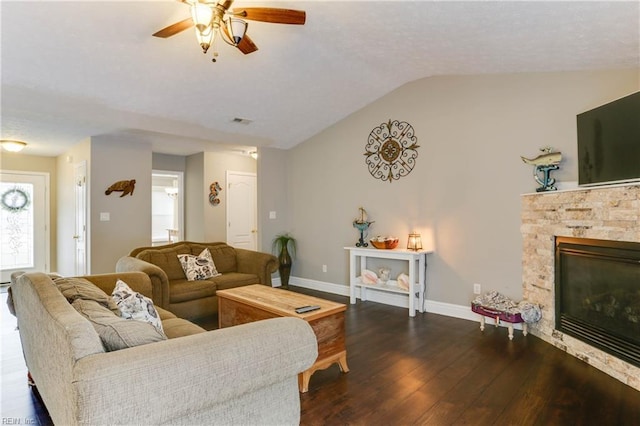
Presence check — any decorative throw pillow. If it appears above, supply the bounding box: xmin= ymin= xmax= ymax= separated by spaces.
xmin=72 ymin=299 xmax=166 ymax=351
xmin=54 ymin=277 xmax=119 ymax=313
xmin=111 ymin=279 xmax=164 ymax=334
xmin=177 ymin=248 xmax=221 ymax=281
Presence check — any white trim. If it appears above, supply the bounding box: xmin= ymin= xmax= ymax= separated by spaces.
xmin=282 ymin=276 xmax=524 ymax=331
xmin=0 ymin=170 xmax=51 ymax=278
xmin=152 ymin=170 xmax=184 ymax=243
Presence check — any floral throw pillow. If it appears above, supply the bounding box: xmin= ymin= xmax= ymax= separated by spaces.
xmin=178 ymin=248 xmax=221 ymax=281
xmin=111 ymin=279 xmax=165 ymax=334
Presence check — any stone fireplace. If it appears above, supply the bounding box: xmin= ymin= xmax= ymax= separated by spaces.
xmin=521 ymin=184 xmax=640 ymax=391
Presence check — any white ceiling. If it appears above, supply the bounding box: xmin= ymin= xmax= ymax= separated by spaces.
xmin=1 ymin=0 xmax=639 ymax=157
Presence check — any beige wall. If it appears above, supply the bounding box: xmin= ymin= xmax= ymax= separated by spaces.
xmin=1 ymin=152 xmax=58 ymax=272
xmin=257 ymin=147 xmax=288 ymax=253
xmin=89 ymin=136 xmax=152 ymax=273
xmin=277 ymin=69 xmax=639 ymax=306
xmin=185 ymin=152 xmax=256 ymax=242
xmin=152 ymin=153 xmax=186 ymax=172
xmin=185 ymin=153 xmax=205 ymax=241
xmin=203 ymin=152 xmax=256 ymax=241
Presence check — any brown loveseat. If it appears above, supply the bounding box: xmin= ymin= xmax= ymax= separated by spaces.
xmin=116 ymin=241 xmax=278 ymax=320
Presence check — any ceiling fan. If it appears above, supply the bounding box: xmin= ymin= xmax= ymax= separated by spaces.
xmin=153 ymin=0 xmax=306 ymax=60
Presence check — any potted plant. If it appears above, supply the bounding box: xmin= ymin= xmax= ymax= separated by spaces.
xmin=272 ymin=233 xmax=296 ymax=289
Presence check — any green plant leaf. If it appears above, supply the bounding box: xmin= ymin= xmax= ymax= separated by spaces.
xmin=272 ymin=232 xmax=296 ymax=258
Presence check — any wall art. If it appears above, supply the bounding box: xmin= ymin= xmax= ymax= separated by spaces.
xmin=209 ymin=182 xmax=222 ymax=205
xmin=364 ymin=119 xmax=419 ymax=183
xmin=105 ymin=179 xmax=136 ymax=197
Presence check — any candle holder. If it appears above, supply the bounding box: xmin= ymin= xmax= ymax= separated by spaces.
xmin=407 ymin=232 xmax=422 ymax=251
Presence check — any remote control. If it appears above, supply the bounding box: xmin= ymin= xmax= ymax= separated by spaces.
xmin=295 ymin=305 xmax=321 ymax=314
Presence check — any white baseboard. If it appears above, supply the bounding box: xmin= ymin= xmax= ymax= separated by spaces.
xmin=277 ymin=276 xmax=524 ymax=331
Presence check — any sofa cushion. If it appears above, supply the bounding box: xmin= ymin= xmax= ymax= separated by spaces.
xmin=136 ymin=244 xmax=192 ymax=281
xmin=190 ymin=243 xmax=238 ymax=274
xmin=211 ymin=272 xmax=260 ymax=291
xmin=169 ymin=279 xmax=217 ymax=304
xmin=112 ymin=279 xmax=164 ymax=334
xmin=54 ymin=277 xmax=119 ymax=313
xmin=72 ymin=299 xmax=167 ymax=351
xmin=162 ymin=318 xmax=207 ymax=338
xmin=155 ymin=306 xmax=177 ymax=320
xmin=178 ymin=248 xmax=221 ymax=281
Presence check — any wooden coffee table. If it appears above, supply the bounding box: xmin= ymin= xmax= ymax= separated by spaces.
xmin=217 ymin=284 xmax=348 ymax=393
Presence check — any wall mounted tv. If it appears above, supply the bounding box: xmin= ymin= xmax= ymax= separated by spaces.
xmin=577 ymin=91 xmax=640 ymax=186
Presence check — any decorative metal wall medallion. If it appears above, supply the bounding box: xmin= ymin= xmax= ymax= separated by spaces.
xmin=364 ymin=120 xmax=419 ymax=182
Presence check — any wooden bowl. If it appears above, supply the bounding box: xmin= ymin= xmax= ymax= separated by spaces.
xmin=370 ymin=238 xmax=399 ymax=249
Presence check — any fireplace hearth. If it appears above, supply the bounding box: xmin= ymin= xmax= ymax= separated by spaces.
xmin=555 ymin=237 xmax=640 ymax=367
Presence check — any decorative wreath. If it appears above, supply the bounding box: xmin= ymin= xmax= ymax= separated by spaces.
xmin=364 ymin=120 xmax=419 ymax=182
xmin=1 ymin=187 xmax=30 ymax=213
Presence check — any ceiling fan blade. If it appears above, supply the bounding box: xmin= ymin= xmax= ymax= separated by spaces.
xmin=234 ymin=7 xmax=306 ymax=25
xmin=237 ymin=34 xmax=258 ymax=54
xmin=152 ymin=17 xmax=194 ymax=38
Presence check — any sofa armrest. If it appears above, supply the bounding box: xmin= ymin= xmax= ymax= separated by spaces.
xmin=235 ymin=248 xmax=279 ymax=286
xmin=116 ymin=256 xmax=169 ymax=309
xmin=72 ymin=317 xmax=318 ymax=425
xmin=81 ymin=272 xmax=153 ymax=299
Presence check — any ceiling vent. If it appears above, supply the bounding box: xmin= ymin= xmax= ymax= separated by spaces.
xmin=231 ymin=117 xmax=253 ymax=125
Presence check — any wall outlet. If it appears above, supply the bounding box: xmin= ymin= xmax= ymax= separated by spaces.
xmin=473 ymin=283 xmax=481 ymax=295
xmin=322 ymin=264 xmax=327 ymax=273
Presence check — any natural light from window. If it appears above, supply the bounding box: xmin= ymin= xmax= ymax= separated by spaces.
xmin=0 ymin=182 xmax=34 ymax=271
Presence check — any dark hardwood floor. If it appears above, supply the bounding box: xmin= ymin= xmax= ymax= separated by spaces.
xmin=2 ymin=286 xmax=639 ymax=425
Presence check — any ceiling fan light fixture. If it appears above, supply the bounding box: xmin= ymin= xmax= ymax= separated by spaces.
xmin=190 ymin=3 xmax=214 ymax=32
xmin=195 ymin=25 xmax=215 ymax=53
xmin=226 ymin=18 xmax=248 ymax=45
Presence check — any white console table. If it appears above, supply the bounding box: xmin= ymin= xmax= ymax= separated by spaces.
xmin=345 ymin=246 xmax=432 ymax=317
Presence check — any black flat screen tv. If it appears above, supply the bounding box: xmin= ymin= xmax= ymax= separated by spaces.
xmin=577 ymin=91 xmax=640 ymax=186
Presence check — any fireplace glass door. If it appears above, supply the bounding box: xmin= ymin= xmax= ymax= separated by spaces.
xmin=555 ymin=237 xmax=640 ymax=367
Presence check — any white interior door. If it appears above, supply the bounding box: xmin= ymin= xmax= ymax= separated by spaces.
xmin=0 ymin=171 xmax=49 ymax=282
xmin=74 ymin=162 xmax=88 ymax=276
xmin=226 ymin=171 xmax=257 ymax=250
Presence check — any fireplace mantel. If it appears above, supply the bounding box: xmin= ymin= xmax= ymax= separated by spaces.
xmin=521 ymin=184 xmax=640 ymax=391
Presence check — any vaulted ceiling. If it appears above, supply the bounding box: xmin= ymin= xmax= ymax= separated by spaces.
xmin=2 ymin=1 xmax=638 ymax=157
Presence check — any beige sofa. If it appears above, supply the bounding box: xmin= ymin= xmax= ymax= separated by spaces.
xmin=116 ymin=241 xmax=278 ymax=320
xmin=10 ymin=271 xmax=317 ymax=425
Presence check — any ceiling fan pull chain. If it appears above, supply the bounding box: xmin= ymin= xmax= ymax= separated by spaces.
xmin=211 ymin=37 xmax=220 ymax=63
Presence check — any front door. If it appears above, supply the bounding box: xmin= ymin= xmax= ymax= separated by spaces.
xmin=0 ymin=171 xmax=49 ymax=283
